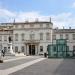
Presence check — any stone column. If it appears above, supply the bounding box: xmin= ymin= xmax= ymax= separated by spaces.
xmin=24 ymin=44 xmax=26 ymax=55
xmin=26 ymin=44 xmax=29 ymax=55
xmin=37 ymin=45 xmax=38 ymax=55
xmin=25 ymin=44 xmax=28 ymax=55
xmin=35 ymin=45 xmax=38 ymax=55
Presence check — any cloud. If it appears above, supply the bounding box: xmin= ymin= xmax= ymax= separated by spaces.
xmin=14 ymin=11 xmax=50 ymax=22
xmin=72 ymin=2 xmax=75 ymax=8
xmin=51 ymin=12 xmax=74 ymax=28
xmin=0 ymin=8 xmax=15 ymax=17
xmin=0 ymin=8 xmax=15 ymax=22
xmin=0 ymin=8 xmax=75 ymax=28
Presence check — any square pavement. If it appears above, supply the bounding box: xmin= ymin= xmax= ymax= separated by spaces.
xmin=0 ymin=56 xmax=75 ymax=75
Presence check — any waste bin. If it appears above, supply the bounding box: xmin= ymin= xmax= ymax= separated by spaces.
xmin=44 ymin=53 xmax=47 ymax=57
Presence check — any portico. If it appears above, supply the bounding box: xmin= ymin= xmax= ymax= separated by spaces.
xmin=24 ymin=40 xmax=40 ymax=55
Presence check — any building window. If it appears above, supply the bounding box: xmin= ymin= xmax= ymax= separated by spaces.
xmin=9 ymin=26 xmax=12 ymax=29
xmin=46 ymin=33 xmax=50 ymax=40
xmin=0 ymin=36 xmax=2 ymax=41
xmin=21 ymin=46 xmax=24 ymax=52
xmin=15 ymin=46 xmax=18 ymax=52
xmin=46 ymin=23 xmax=49 ymax=28
xmin=15 ymin=34 xmax=18 ymax=41
xmin=60 ymin=34 xmax=63 ymax=39
xmin=15 ymin=25 xmax=18 ymax=28
xmin=21 ymin=33 xmax=25 ymax=41
xmin=40 ymin=46 xmax=43 ymax=52
xmin=30 ymin=24 xmax=34 ymax=28
xmin=4 ymin=47 xmax=7 ymax=52
xmin=30 ymin=34 xmax=35 ymax=40
xmin=22 ymin=25 xmax=25 ymax=28
xmin=53 ymin=35 xmax=56 ymax=40
xmin=40 ymin=33 xmax=43 ymax=40
xmin=73 ymin=34 xmax=75 ymax=40
xmin=4 ymin=36 xmax=7 ymax=41
xmin=65 ymin=34 xmax=69 ymax=40
xmin=40 ymin=24 xmax=43 ymax=28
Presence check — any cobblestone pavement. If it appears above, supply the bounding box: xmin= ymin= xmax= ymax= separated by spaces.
xmin=9 ymin=58 xmax=75 ymax=75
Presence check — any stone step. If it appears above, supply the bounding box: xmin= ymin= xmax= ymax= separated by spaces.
xmin=5 ymin=52 xmax=15 ymax=56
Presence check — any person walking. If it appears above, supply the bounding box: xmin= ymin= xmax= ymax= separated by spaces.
xmin=1 ymin=49 xmax=5 ymax=57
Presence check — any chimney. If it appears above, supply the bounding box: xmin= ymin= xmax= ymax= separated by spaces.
xmin=69 ymin=27 xmax=71 ymax=29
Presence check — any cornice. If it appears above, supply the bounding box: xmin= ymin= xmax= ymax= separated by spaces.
xmin=0 ymin=21 xmax=53 ymax=25
xmin=53 ymin=29 xmax=75 ymax=33
xmin=13 ymin=28 xmax=52 ymax=30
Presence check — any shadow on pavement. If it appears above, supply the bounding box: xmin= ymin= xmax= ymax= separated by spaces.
xmin=54 ymin=59 xmax=75 ymax=75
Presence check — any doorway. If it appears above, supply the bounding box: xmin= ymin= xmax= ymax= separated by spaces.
xmin=29 ymin=45 xmax=35 ymax=55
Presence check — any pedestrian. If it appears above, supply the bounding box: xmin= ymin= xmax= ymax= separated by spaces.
xmin=1 ymin=49 xmax=5 ymax=57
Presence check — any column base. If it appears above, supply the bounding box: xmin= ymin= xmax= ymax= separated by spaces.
xmin=7 ymin=42 xmax=15 ymax=56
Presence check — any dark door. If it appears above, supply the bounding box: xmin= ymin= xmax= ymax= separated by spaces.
xmin=32 ymin=45 xmax=35 ymax=55
xmin=29 ymin=45 xmax=35 ymax=55
xmin=29 ymin=45 xmax=31 ymax=55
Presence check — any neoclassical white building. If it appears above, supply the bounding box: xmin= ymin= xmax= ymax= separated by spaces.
xmin=0 ymin=19 xmax=75 ymax=55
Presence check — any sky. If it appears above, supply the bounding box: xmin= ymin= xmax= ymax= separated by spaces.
xmin=0 ymin=0 xmax=75 ymax=28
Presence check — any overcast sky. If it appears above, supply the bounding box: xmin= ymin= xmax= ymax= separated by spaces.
xmin=0 ymin=0 xmax=75 ymax=28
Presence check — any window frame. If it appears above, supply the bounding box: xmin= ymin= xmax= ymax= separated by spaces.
xmin=40 ymin=46 xmax=43 ymax=52
xmin=40 ymin=33 xmax=43 ymax=40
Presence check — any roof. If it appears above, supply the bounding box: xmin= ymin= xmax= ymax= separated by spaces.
xmin=53 ymin=29 xmax=75 ymax=33
xmin=0 ymin=21 xmax=53 ymax=25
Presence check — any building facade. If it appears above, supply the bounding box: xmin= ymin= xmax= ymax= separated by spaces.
xmin=0 ymin=20 xmax=75 ymax=55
